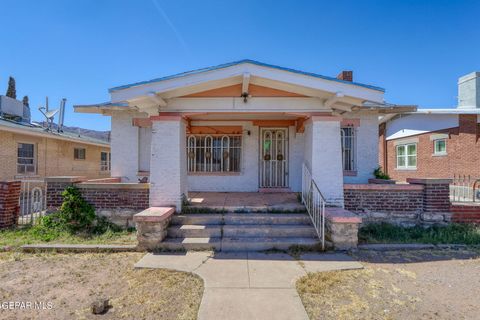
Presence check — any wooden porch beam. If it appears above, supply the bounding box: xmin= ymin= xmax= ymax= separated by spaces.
xmin=242 ymin=72 xmax=250 ymax=94
xmin=252 ymin=120 xmax=296 ymax=127
xmin=146 ymin=92 xmax=167 ymax=107
xmin=324 ymin=92 xmax=345 ymax=108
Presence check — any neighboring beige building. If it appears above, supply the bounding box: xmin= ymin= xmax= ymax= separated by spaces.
xmin=0 ymin=117 xmax=110 ymax=181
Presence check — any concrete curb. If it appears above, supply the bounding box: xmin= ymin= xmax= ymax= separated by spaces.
xmin=21 ymin=244 xmax=141 ymax=253
xmin=357 ymin=243 xmax=477 ymax=251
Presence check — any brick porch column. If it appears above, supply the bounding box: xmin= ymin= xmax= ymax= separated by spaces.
xmin=305 ymin=116 xmax=344 ymax=207
xmin=149 ymin=116 xmax=187 ymax=211
xmin=0 ymin=181 xmax=22 ymax=229
xmin=406 ymin=178 xmax=451 ymax=212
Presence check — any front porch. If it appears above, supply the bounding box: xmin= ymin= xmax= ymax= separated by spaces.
xmin=187 ymin=192 xmax=305 ymax=212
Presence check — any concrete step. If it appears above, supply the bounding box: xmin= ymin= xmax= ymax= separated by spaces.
xmin=171 ymin=214 xmax=223 ymax=225
xmin=222 ymin=225 xmax=316 ymax=238
xmin=167 ymin=225 xmax=222 ymax=238
xmin=157 ymin=237 xmax=222 ymax=251
xmin=221 ymin=237 xmax=319 ymax=252
xmin=223 ymin=213 xmax=311 ymax=225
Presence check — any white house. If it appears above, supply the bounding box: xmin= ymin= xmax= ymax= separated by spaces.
xmin=75 ymin=60 xmax=411 ymax=211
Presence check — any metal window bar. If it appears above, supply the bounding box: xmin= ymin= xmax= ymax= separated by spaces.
xmin=341 ymin=127 xmax=356 ymax=171
xmin=301 ymin=163 xmax=326 ymax=250
xmin=187 ymin=135 xmax=241 ymax=173
xmin=450 ymin=174 xmax=480 ymax=203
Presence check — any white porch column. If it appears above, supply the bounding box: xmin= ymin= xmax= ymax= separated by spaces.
xmin=304 ymin=116 xmax=344 ymax=207
xmin=111 ymin=112 xmax=139 ymax=182
xmin=149 ymin=117 xmax=187 ymax=211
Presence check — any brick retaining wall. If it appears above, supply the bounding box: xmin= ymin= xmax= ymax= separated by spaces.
xmin=45 ymin=177 xmax=150 ymax=228
xmin=0 ymin=181 xmax=21 ymax=229
xmin=344 ymin=179 xmax=452 ymax=225
xmin=451 ymin=203 xmax=480 ymax=223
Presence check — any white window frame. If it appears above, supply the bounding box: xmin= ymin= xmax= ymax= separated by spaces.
xmin=17 ymin=142 xmax=36 ymax=175
xmin=433 ymin=139 xmax=447 ymax=156
xmin=341 ymin=127 xmax=356 ymax=171
xmin=396 ymin=143 xmax=417 ymax=169
xmin=186 ymin=135 xmax=242 ymax=173
xmin=100 ymin=152 xmax=111 ymax=171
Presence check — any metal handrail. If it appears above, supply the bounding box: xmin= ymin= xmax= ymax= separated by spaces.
xmin=302 ymin=163 xmax=326 ymax=250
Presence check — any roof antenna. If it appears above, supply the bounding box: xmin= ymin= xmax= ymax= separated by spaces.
xmin=38 ymin=96 xmax=59 ymax=132
xmin=57 ymin=98 xmax=67 ymax=132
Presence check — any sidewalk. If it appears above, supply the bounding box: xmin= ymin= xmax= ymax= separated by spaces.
xmin=135 ymin=251 xmax=363 ymax=320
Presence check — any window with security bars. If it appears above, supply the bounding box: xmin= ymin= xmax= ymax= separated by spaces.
xmin=17 ymin=143 xmax=36 ymax=174
xmin=100 ymin=152 xmax=111 ymax=171
xmin=341 ymin=127 xmax=356 ymax=171
xmin=187 ymin=135 xmax=241 ymax=173
xmin=74 ymin=148 xmax=86 ymax=160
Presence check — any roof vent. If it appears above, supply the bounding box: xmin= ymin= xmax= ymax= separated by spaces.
xmin=337 ymin=71 xmax=353 ymax=82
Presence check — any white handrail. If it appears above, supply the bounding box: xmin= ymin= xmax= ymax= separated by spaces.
xmin=302 ymin=163 xmax=326 ymax=250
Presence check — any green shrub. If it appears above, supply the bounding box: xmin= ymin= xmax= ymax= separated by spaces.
xmin=59 ymin=186 xmax=96 ymax=232
xmin=373 ymin=167 xmax=391 ymax=180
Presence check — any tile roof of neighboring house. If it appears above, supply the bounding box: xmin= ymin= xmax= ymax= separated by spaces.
xmin=0 ymin=117 xmax=110 ymax=147
xmin=108 ymin=59 xmax=385 ymax=93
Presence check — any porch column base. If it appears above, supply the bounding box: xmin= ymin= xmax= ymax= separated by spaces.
xmin=133 ymin=207 xmax=174 ymax=251
xmin=325 ymin=207 xmax=362 ymax=250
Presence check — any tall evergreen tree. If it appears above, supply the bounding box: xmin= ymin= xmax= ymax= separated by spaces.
xmin=6 ymin=76 xmax=16 ymax=99
xmin=22 ymin=95 xmax=29 ymax=106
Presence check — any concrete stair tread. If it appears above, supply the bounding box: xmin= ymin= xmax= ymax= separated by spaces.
xmin=162 ymin=237 xmax=221 ymax=244
xmin=222 ymin=224 xmax=314 ymax=229
xmin=169 ymin=225 xmax=221 ymax=230
xmin=222 ymin=237 xmax=318 ymax=243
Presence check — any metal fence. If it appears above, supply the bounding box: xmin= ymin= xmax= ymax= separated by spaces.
xmin=301 ymin=163 xmax=326 ymax=250
xmin=450 ymin=174 xmax=480 ymax=203
xmin=18 ymin=178 xmax=47 ymax=224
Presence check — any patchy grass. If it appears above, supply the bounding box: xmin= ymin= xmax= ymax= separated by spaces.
xmin=0 ymin=225 xmax=136 ymax=249
xmin=297 ymin=268 xmax=418 ymax=320
xmin=0 ymin=252 xmax=203 ymax=319
xmin=359 ymin=222 xmax=480 ymax=245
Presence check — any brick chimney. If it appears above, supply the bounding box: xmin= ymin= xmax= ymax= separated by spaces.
xmin=337 ymin=71 xmax=353 ymax=82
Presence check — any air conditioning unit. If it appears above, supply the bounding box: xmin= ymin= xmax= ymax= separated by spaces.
xmin=0 ymin=95 xmax=24 ymax=119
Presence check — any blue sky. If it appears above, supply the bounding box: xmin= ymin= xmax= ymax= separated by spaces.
xmin=0 ymin=0 xmax=479 ymax=131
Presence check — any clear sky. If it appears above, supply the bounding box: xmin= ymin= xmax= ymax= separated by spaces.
xmin=1 ymin=0 xmax=479 ymax=131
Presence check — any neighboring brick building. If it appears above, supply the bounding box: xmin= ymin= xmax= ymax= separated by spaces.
xmin=380 ymin=72 xmax=480 ymax=181
xmin=0 ymin=96 xmax=111 ymax=181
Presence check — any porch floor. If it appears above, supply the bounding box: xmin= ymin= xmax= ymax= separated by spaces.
xmin=187 ymin=192 xmax=305 ymax=212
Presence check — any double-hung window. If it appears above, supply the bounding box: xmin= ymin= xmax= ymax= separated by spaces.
xmin=433 ymin=139 xmax=447 ymax=155
xmin=396 ymin=143 xmax=417 ymax=169
xmin=74 ymin=148 xmax=86 ymax=160
xmin=341 ymin=127 xmax=356 ymax=171
xmin=17 ymin=143 xmax=36 ymax=174
xmin=187 ymin=135 xmax=241 ymax=173
xmin=100 ymin=152 xmax=111 ymax=171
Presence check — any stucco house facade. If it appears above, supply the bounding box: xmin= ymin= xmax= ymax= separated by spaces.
xmin=75 ymin=60 xmax=410 ymax=211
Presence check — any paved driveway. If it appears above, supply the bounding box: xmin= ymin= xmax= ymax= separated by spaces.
xmin=135 ymin=251 xmax=362 ymax=320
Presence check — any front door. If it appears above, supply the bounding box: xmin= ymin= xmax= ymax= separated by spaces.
xmin=259 ymin=128 xmax=288 ymax=188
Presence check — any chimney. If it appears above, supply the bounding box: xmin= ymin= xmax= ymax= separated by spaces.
xmin=337 ymin=70 xmax=353 ymax=82
xmin=458 ymin=71 xmax=480 ymax=109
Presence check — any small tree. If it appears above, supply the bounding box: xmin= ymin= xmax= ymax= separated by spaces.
xmin=22 ymin=95 xmax=29 ymax=107
xmin=6 ymin=76 xmax=16 ymax=99
xmin=60 ymin=186 xmax=96 ymax=232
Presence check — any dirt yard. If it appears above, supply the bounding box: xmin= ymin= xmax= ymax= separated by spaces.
xmin=297 ymin=248 xmax=480 ymax=320
xmin=0 ymin=252 xmax=203 ymax=320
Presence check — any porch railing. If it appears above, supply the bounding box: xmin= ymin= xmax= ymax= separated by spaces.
xmin=301 ymin=163 xmax=326 ymax=250
xmin=450 ymin=174 xmax=480 ymax=203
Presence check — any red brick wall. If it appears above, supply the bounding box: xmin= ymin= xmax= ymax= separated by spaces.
xmin=0 ymin=181 xmax=21 ymax=229
xmin=344 ymin=184 xmax=424 ymax=213
xmin=382 ymin=115 xmax=480 ymax=181
xmin=46 ymin=182 xmax=149 ymax=211
xmin=451 ymin=203 xmax=480 ymax=223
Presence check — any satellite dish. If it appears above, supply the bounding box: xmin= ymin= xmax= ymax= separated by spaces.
xmin=38 ymin=106 xmax=59 ymax=132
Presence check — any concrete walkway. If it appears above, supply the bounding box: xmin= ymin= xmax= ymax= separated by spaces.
xmin=135 ymin=251 xmax=363 ymax=320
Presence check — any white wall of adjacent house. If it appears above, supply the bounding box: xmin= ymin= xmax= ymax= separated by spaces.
xmin=111 ymin=111 xmax=139 ymax=182
xmin=138 ymin=127 xmax=152 ymax=172
xmin=386 ymin=113 xmax=459 ymax=140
